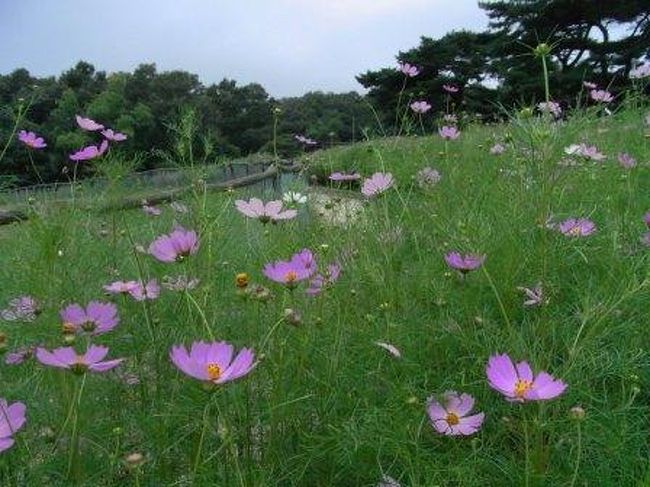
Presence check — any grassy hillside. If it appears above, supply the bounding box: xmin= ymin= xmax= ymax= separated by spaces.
xmin=0 ymin=107 xmax=648 ymax=485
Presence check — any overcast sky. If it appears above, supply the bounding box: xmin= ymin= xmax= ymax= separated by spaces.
xmin=0 ymin=0 xmax=488 ymax=98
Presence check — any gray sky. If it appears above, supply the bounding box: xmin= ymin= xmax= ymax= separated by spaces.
xmin=0 ymin=0 xmax=488 ymax=98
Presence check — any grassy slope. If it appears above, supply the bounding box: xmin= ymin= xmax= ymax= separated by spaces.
xmin=0 ymin=108 xmax=648 ymax=485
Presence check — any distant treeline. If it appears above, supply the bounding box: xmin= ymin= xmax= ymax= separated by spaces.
xmin=1 ymin=0 xmax=648 ymax=186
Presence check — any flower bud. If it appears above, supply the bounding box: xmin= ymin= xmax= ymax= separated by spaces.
xmin=283 ymin=308 xmax=302 ymax=327
xmin=569 ymin=406 xmax=585 ymax=421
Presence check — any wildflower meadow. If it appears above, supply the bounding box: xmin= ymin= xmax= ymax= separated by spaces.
xmin=1 ymin=31 xmax=650 ymax=487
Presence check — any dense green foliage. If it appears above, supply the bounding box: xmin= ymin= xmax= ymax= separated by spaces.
xmin=0 ymin=63 xmax=374 ymax=186
xmin=358 ymin=0 xmax=650 ymax=123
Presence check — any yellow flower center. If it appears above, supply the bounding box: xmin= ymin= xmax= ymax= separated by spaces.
xmin=62 ymin=322 xmax=76 ymax=334
xmin=284 ymin=271 xmax=298 ymax=283
xmin=206 ymin=363 xmax=222 ymax=381
xmin=514 ymin=379 xmax=533 ymax=398
xmin=569 ymin=226 xmax=582 ymax=236
xmin=235 ymin=273 xmax=249 ymax=289
xmin=446 ymin=412 xmax=460 ymax=426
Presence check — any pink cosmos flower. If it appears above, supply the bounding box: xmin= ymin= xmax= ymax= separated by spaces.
xmin=69 ymin=139 xmax=109 ymax=161
xmin=234 ymin=198 xmax=297 ymax=223
xmin=617 ymin=153 xmax=636 ymax=169
xmin=1 ymin=296 xmax=39 ymax=322
xmin=443 ymin=84 xmax=459 ymax=94
xmin=427 ymin=391 xmax=484 ymax=436
xmin=444 ymin=252 xmax=485 ymax=273
xmin=397 ymin=62 xmax=419 ymax=77
xmin=103 ymin=280 xmax=138 ymax=295
xmin=149 ymin=226 xmax=200 ymax=262
xmin=537 ymin=101 xmax=562 ymax=117
xmin=558 ymin=218 xmax=596 ymax=237
xmin=17 ymin=130 xmax=47 ymax=149
xmin=644 ymin=212 xmax=650 ymax=227
xmin=590 ymin=89 xmax=614 ymax=103
xmin=263 ymin=249 xmax=317 ymax=287
xmin=583 ymin=81 xmax=597 ymax=89
xmin=630 ymin=63 xmax=650 ymax=79
xmin=486 ymin=353 xmax=567 ymax=402
xmin=170 ymin=341 xmax=256 ymax=385
xmin=5 ymin=347 xmax=32 ymax=365
xmin=162 ymin=275 xmax=200 ymax=291
xmin=0 ymin=399 xmax=26 ymax=453
xmin=361 ymin=172 xmax=394 ymax=197
xmin=438 ymin=126 xmax=460 ymax=140
xmin=36 ymin=345 xmax=123 ymax=374
xmin=516 ymin=283 xmax=544 ymax=307
xmin=75 ymin=115 xmax=104 ymax=131
xmin=128 ymin=279 xmax=160 ymax=301
xmin=101 ymin=129 xmax=127 ymax=142
xmin=60 ymin=301 xmax=119 ymax=335
xmin=375 ymin=341 xmax=401 ymax=358
xmin=142 ymin=204 xmax=162 ymax=216
xmin=416 ymin=167 xmax=441 ymax=188
xmin=306 ymin=263 xmax=341 ymax=296
xmin=329 ymin=171 xmax=361 ymax=182
xmin=410 ymin=101 xmax=431 ymax=114
xmin=490 ymin=143 xmax=506 ymax=155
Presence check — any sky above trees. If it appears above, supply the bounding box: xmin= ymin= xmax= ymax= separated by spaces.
xmin=0 ymin=0 xmax=487 ymax=97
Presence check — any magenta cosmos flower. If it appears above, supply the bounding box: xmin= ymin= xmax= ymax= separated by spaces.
xmin=69 ymin=139 xmax=108 ymax=161
xmin=443 ymin=84 xmax=459 ymax=94
xmin=590 ymin=89 xmax=614 ymax=103
xmin=17 ymin=130 xmax=47 ymax=149
xmin=103 ymin=280 xmax=138 ymax=295
xmin=306 ymin=263 xmax=341 ymax=296
xmin=0 ymin=399 xmax=26 ymax=453
xmin=329 ymin=171 xmax=361 ymax=182
xmin=60 ymin=301 xmax=119 ymax=335
xmin=486 ymin=353 xmax=566 ymax=402
xmin=101 ymin=128 xmax=127 ymax=142
xmin=36 ymin=345 xmax=123 ymax=374
xmin=234 ymin=198 xmax=297 ymax=223
xmin=263 ymin=249 xmax=317 ymax=287
xmin=76 ymin=115 xmax=104 ymax=131
xmin=128 ymin=279 xmax=160 ymax=301
xmin=427 ymin=391 xmax=484 ymax=436
xmin=444 ymin=252 xmax=485 ymax=273
xmin=438 ymin=126 xmax=460 ymax=140
xmin=361 ymin=172 xmax=394 ymax=197
xmin=170 ymin=341 xmax=256 ymax=385
xmin=410 ymin=101 xmax=431 ymax=114
xmin=397 ymin=62 xmax=419 ymax=77
xmin=617 ymin=153 xmax=636 ymax=169
xmin=558 ymin=218 xmax=596 ymax=237
xmin=149 ymin=226 xmax=200 ymax=262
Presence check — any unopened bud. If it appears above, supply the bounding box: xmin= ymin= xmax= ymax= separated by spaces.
xmin=569 ymin=406 xmax=585 ymax=421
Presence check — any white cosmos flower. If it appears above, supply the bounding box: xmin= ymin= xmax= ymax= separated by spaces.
xmin=282 ymin=191 xmax=307 ymax=204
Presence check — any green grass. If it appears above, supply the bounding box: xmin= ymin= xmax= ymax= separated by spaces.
xmin=0 ymin=107 xmax=648 ymax=486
